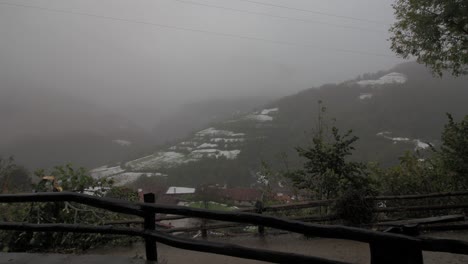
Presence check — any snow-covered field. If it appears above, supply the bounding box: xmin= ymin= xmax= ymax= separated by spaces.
xmin=246 ymin=114 xmax=273 ymax=122
xmin=245 ymin=107 xmax=279 ymax=122
xmin=210 ymin=138 xmax=244 ymax=143
xmin=196 ymin=127 xmax=245 ymax=137
xmin=197 ymin=143 xmax=218 ymax=149
xmin=89 ymin=165 xmax=167 ymax=186
xmin=359 ymin=93 xmax=373 ymax=100
xmin=124 ymin=147 xmax=243 ymax=170
xmin=90 ymin=165 xmax=125 ymax=179
xmin=91 ymin=106 xmax=280 ymax=183
xmin=125 ymin=151 xmax=191 ymax=170
xmin=260 ymin=108 xmax=279 ymax=115
xmin=191 ymin=149 xmax=241 ymax=159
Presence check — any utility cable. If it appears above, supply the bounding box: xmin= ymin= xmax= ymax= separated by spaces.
xmin=235 ymin=0 xmax=389 ymax=25
xmin=171 ymin=0 xmax=385 ymax=33
xmin=0 ymin=1 xmax=395 ymax=58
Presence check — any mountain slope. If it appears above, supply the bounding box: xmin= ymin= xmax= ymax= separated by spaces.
xmin=91 ymin=62 xmax=468 ymax=187
xmin=0 ymin=86 xmax=151 ymax=169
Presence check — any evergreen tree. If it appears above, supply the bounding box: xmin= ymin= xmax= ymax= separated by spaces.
xmin=439 ymin=114 xmax=468 ymax=188
xmin=390 ymin=0 xmax=468 ymax=76
xmin=287 ymin=102 xmax=372 ymax=200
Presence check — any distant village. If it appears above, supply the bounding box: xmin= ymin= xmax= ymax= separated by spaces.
xmin=137 ymin=183 xmax=298 ymax=206
xmin=134 ymin=183 xmax=301 ymax=229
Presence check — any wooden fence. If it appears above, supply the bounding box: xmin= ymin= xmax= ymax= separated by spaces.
xmin=0 ymin=192 xmax=468 ymax=264
xmin=105 ymin=191 xmax=468 ymax=236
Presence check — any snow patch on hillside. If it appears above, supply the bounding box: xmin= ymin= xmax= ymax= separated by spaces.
xmin=120 ymin=124 xmax=247 ymax=170
xmin=247 ymin=114 xmax=273 ymax=122
xmin=113 ymin=139 xmax=132 ymax=146
xmin=125 ymin=151 xmax=188 ymax=170
xmin=197 ymin=127 xmax=245 ymax=137
xmin=125 ymin=147 xmax=243 ymax=170
xmin=376 ymin=131 xmax=391 ymax=136
xmin=181 ymin=141 xmax=198 ymax=146
xmin=197 ymin=143 xmax=218 ymax=149
xmin=391 ymin=137 xmax=411 ymax=142
xmin=357 ymin=72 xmax=407 ymax=86
xmin=210 ymin=138 xmax=245 ymax=143
xmin=90 ymin=165 xmax=125 ymax=178
xmin=359 ymin=93 xmax=373 ymax=100
xmin=191 ymin=149 xmax=241 ymax=159
xmin=376 ymin=131 xmax=431 ymax=151
xmin=414 ymin=139 xmax=430 ymax=150
xmin=111 ymin=172 xmax=167 ymax=186
xmin=169 ymin=146 xmax=193 ymax=151
xmin=219 ymin=150 xmax=241 ymax=159
xmin=246 ymin=107 xmax=279 ymax=122
xmin=260 ymin=108 xmax=279 ymax=115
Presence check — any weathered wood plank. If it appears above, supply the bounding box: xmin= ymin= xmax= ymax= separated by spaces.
xmin=0 ymin=223 xmax=351 ymax=264
xmin=261 ymin=200 xmax=335 ymax=212
xmin=293 ymin=215 xmax=339 ymax=222
xmin=165 ymin=214 xmax=339 ymax=233
xmin=0 ymin=193 xmax=422 ymax=245
xmin=1 ymin=221 xmax=468 ymax=255
xmin=422 ymin=223 xmax=468 ymax=232
xmin=374 ymin=204 xmax=468 ymax=213
xmin=376 ymin=215 xmax=465 ymax=227
xmin=370 ymin=241 xmax=423 ymax=264
xmin=143 ymin=193 xmax=157 ymax=262
xmin=105 ymin=214 xmax=337 ymax=228
xmin=139 ymin=203 xmax=422 ymax=245
xmin=165 ymin=222 xmax=243 ymax=233
xmin=104 ymin=215 xmax=187 ymax=225
xmin=2 ymin=192 xmax=468 ymax=253
xmin=420 ymin=236 xmax=468 ymax=255
xmin=373 ymin=191 xmax=468 ymax=200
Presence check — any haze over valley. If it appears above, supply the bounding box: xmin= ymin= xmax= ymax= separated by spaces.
xmin=1 ymin=0 xmax=408 ymax=172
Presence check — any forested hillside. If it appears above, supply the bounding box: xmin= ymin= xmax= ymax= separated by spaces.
xmin=0 ymin=85 xmax=273 ymax=170
xmin=0 ymin=86 xmax=153 ymax=169
xmin=91 ymin=62 xmax=467 ymax=187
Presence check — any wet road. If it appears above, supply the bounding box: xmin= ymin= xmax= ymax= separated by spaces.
xmin=89 ymin=232 xmax=468 ymax=264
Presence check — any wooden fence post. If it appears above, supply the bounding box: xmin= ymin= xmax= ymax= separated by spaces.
xmin=255 ymin=201 xmax=265 ymax=236
xmin=144 ymin=193 xmax=157 ymax=262
xmin=201 ymin=221 xmax=208 ymax=239
xmin=370 ymin=242 xmax=423 ymax=264
xmin=201 ymin=198 xmax=208 ymax=239
xmin=370 ymin=227 xmax=423 ymax=264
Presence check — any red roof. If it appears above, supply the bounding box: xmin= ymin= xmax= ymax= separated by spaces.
xmin=220 ymin=188 xmax=262 ymax=202
xmin=155 ymin=195 xmax=180 ymax=205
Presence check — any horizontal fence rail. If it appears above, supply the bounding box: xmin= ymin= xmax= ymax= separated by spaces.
xmin=107 ymin=191 xmax=468 ymax=229
xmin=0 ymin=192 xmax=468 ymax=264
xmin=372 ymin=191 xmax=468 ymax=200
xmin=0 ymin=222 xmax=348 ymax=264
xmin=0 ymin=192 xmax=423 ymax=244
xmin=374 ymin=203 xmax=468 ymax=213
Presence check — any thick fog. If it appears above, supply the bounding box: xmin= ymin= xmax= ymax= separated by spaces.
xmin=1 ymin=0 xmax=404 ymax=111
xmin=0 ymin=0 xmax=410 ymax=168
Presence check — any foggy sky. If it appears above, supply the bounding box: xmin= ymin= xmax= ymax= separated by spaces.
xmin=0 ymin=0 xmax=405 ymax=112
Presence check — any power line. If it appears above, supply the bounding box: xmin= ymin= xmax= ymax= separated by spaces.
xmin=0 ymin=1 xmax=395 ymax=58
xmin=171 ymin=0 xmax=385 ymax=33
xmin=235 ymin=0 xmax=389 ymax=25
